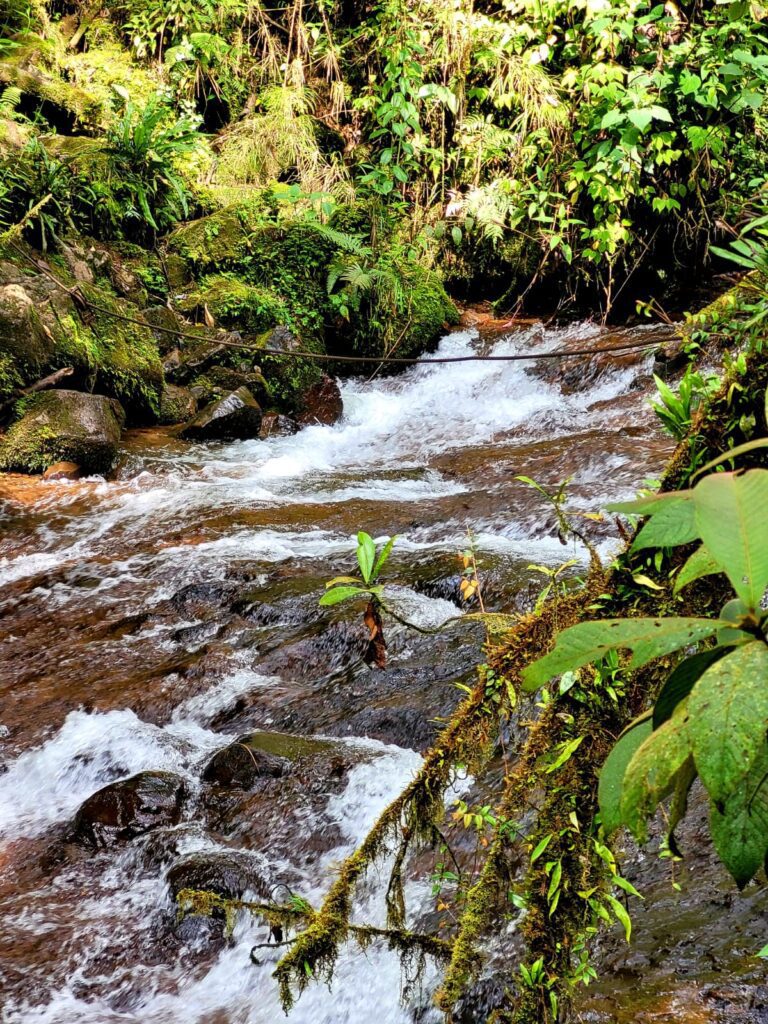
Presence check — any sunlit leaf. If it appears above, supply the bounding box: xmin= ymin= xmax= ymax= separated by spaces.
xmin=356 ymin=531 xmax=376 ymax=584
xmin=522 ymin=617 xmax=725 ymax=692
xmin=693 ymin=470 xmax=768 ymax=610
xmin=372 ymin=535 xmax=397 ymax=580
xmin=319 ymin=585 xmax=368 ymax=607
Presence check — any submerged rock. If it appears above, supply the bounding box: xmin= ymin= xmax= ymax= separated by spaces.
xmin=202 ymin=737 xmax=288 ymax=788
xmin=296 ymin=373 xmax=343 ymax=426
xmin=167 ymin=850 xmax=271 ymax=902
xmin=73 ymin=771 xmax=187 ymax=848
xmin=0 ymin=390 xmax=125 ymax=475
xmin=179 ymin=386 xmax=262 ymax=441
xmin=42 ymin=460 xmax=81 ymax=481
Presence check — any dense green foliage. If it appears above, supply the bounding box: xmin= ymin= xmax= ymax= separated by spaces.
xmin=527 ymin=466 xmax=768 ymax=886
xmin=2 ymin=0 xmax=768 ymax=313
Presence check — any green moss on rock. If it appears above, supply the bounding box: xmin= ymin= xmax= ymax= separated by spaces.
xmin=254 ymin=326 xmax=323 ymax=414
xmin=166 ymin=200 xmax=268 ymax=271
xmin=179 ymin=275 xmax=290 ymax=333
xmin=0 ymin=388 xmax=124 ymax=474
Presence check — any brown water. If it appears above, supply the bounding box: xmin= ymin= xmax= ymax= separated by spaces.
xmin=2 ymin=319 xmax=742 ymax=1024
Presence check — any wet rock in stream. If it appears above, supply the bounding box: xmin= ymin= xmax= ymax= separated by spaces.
xmin=72 ymin=770 xmax=187 ymax=847
xmin=199 ymin=732 xmax=358 ymax=867
xmin=179 ymin=386 xmax=263 ymax=441
xmin=202 ymin=737 xmax=288 ymax=788
xmin=167 ymin=850 xmax=272 ymax=902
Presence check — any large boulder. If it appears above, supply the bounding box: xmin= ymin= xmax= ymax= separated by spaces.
xmin=73 ymin=771 xmax=187 ymax=848
xmin=0 ymin=389 xmax=125 ymax=475
xmin=296 ymin=373 xmax=343 ymax=426
xmin=0 ymin=259 xmax=163 ymax=418
xmin=179 ymin=386 xmax=262 ymax=441
xmin=202 ymin=737 xmax=288 ymax=789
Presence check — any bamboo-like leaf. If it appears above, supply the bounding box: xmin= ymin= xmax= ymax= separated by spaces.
xmin=688 ymin=641 xmax=768 ymax=804
xmin=372 ymin=535 xmax=397 ymax=581
xmin=693 ymin=470 xmax=768 ymax=611
xmin=522 ymin=617 xmax=726 ymax=692
xmin=674 ymin=543 xmax=723 ymax=593
xmin=598 ymin=714 xmax=653 ymax=835
xmin=356 ymin=532 xmax=376 ymax=585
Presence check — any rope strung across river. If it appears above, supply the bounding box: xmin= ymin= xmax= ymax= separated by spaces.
xmin=9 ymin=241 xmax=667 ymax=366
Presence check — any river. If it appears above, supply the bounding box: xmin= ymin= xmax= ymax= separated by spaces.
xmin=0 ymin=319 xmax=714 ymax=1023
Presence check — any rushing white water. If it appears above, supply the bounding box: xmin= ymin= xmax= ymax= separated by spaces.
xmin=0 ymin=320 xmax=673 ymax=1023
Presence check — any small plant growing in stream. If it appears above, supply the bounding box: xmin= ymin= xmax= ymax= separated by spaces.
xmin=525 ymin=460 xmax=768 ymax=888
xmin=320 ymin=531 xmax=396 ymax=668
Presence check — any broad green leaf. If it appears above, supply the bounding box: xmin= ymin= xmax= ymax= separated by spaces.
xmin=608 ymin=491 xmax=692 ymax=517
xmin=598 ymin=714 xmax=653 ymax=835
xmin=522 ymin=617 xmax=725 ymax=692
xmin=372 ymin=535 xmax=397 ymax=580
xmin=356 ymin=531 xmax=376 ymax=584
xmin=319 ymin=585 xmax=368 ymax=607
xmin=653 ymin=648 xmax=729 ymax=729
xmin=627 ymin=108 xmax=653 ymax=132
xmin=710 ymin=748 xmax=768 ymax=888
xmin=630 ymin=497 xmax=699 ymax=552
xmin=693 ymin=470 xmax=768 ymax=610
xmin=674 ymin=544 xmax=722 ymax=593
xmin=688 ymin=642 xmax=768 ymax=804
xmin=620 ymin=708 xmax=691 ymax=841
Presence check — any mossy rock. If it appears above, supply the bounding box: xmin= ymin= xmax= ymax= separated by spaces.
xmin=166 ymin=200 xmax=267 ymax=271
xmin=0 ymin=389 xmax=125 ymax=474
xmin=0 ymin=116 xmax=32 ymax=158
xmin=396 ymin=265 xmax=459 ymax=358
xmin=179 ymin=385 xmax=262 ymax=441
xmin=178 ymin=275 xmax=290 ymax=333
xmin=339 ymin=264 xmax=459 ymax=362
xmin=254 ymin=326 xmax=324 ymax=415
xmin=63 ymin=283 xmax=164 ymax=419
xmin=157 ymin=383 xmax=196 ymax=425
xmin=0 ymin=260 xmax=164 ymax=420
xmin=0 ymin=38 xmax=100 ymax=129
